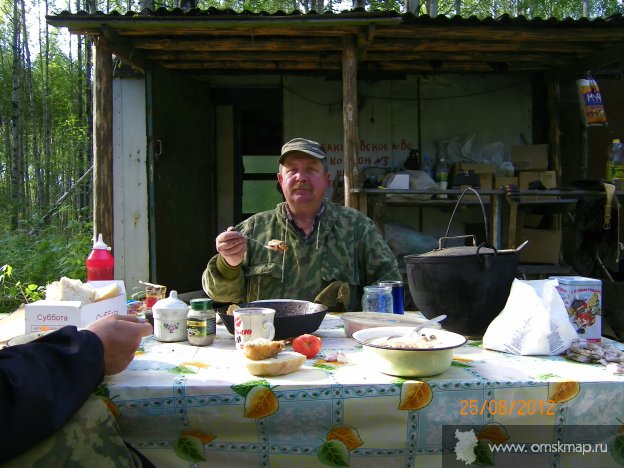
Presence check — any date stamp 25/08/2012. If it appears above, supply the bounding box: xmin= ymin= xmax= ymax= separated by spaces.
xmin=459 ymin=399 xmax=556 ymax=417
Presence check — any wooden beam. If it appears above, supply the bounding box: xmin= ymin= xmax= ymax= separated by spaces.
xmin=356 ymin=24 xmax=375 ymax=59
xmin=342 ymin=34 xmax=358 ymax=210
xmin=150 ymin=50 xmax=342 ymax=62
xmin=132 ymin=37 xmax=342 ymax=52
xmin=93 ymin=42 xmax=114 ymax=253
xmin=100 ymin=25 xmax=146 ymax=73
xmin=160 ymin=60 xmax=342 ymax=71
xmin=542 ymin=44 xmax=624 ymax=83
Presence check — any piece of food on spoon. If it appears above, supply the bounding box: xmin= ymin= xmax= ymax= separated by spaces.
xmin=243 ymin=338 xmax=285 ymax=361
xmin=267 ymin=239 xmax=288 ymax=252
xmin=226 ymin=303 xmax=240 ymax=315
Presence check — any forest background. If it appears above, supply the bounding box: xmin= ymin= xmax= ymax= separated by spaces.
xmin=1 ymin=0 xmax=623 ymax=312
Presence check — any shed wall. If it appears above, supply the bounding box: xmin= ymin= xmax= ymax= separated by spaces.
xmin=113 ymin=77 xmax=149 ymax=296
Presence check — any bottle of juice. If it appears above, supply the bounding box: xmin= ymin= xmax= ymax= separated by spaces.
xmin=86 ymin=233 xmax=115 ymax=281
xmin=436 ymin=157 xmax=450 ymax=199
xmin=606 ymin=139 xmax=624 ymax=181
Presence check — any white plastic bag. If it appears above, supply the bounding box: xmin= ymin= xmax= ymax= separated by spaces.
xmin=482 ymin=279 xmax=578 ymax=355
xmin=382 ymin=170 xmax=438 ymax=201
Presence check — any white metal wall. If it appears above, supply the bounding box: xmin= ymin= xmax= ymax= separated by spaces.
xmin=113 ymin=77 xmax=149 ymax=298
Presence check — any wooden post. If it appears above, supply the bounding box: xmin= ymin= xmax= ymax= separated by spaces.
xmin=547 ymin=82 xmax=562 ymax=182
xmin=342 ymin=35 xmax=359 ymax=209
xmin=547 ymin=82 xmax=563 ymax=232
xmin=93 ymin=41 xmax=114 ymax=250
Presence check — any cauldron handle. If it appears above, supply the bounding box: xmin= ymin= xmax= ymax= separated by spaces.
xmin=476 ymin=242 xmax=497 ymax=271
xmin=437 ymin=234 xmax=477 ymax=250
xmin=444 ymin=186 xmax=492 ymax=248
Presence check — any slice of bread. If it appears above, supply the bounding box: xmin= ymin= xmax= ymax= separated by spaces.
xmin=94 ymin=283 xmax=121 ymax=302
xmin=245 ymin=351 xmax=306 ymax=377
xmin=243 ymin=338 xmax=285 ymax=361
xmin=46 ymin=277 xmax=96 ymax=305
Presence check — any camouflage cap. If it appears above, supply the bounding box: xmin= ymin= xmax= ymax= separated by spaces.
xmin=279 ymin=138 xmax=327 ymax=165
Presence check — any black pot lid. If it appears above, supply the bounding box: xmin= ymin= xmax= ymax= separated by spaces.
xmin=411 ymin=245 xmax=506 ymax=258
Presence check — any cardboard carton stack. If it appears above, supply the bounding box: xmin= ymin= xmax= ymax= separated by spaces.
xmin=454 ymin=162 xmax=496 ymax=200
xmin=510 ymin=144 xmax=562 ymax=264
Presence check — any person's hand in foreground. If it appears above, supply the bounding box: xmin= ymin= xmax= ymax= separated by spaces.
xmin=216 ymin=226 xmax=247 ymax=267
xmin=86 ymin=314 xmax=153 ymax=375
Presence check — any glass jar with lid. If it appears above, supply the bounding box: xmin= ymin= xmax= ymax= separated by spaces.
xmin=187 ymin=298 xmax=216 ymax=346
xmin=361 ymin=285 xmax=393 ymax=313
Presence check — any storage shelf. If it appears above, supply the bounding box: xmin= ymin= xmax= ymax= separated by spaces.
xmin=352 ymin=187 xmax=623 ymax=267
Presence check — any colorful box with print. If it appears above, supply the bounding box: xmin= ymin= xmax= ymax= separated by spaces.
xmin=550 ymin=276 xmax=601 ymax=343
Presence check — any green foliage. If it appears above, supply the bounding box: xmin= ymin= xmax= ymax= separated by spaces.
xmin=0 ymin=264 xmax=44 ymax=313
xmin=0 ymin=218 xmax=92 ymax=313
xmin=73 ymin=0 xmax=624 ymax=16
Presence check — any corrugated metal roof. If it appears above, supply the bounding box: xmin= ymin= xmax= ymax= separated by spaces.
xmin=47 ymin=9 xmax=624 ymax=79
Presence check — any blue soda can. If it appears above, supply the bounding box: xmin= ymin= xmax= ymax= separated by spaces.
xmin=379 ymin=280 xmax=405 ymax=314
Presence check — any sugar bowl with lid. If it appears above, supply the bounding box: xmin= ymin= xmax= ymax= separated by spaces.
xmin=152 ymin=290 xmax=188 ymax=342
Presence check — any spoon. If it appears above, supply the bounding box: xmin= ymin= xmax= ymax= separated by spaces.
xmin=224 ymin=227 xmax=286 ymax=252
xmin=364 ymin=314 xmax=447 ymax=343
xmin=246 ymin=237 xmax=278 ymax=251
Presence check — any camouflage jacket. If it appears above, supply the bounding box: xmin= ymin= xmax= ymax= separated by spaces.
xmin=202 ymin=200 xmax=400 ymax=311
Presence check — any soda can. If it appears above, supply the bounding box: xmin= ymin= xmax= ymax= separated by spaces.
xmin=378 ymin=280 xmax=405 ymax=314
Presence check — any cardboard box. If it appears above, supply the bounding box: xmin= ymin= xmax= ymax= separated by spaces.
xmin=457 ymin=163 xmax=497 ymax=175
xmin=494 ymin=176 xmax=518 ymax=188
xmin=456 ymin=163 xmax=494 ymax=199
xmin=549 ymin=276 xmax=602 ymax=343
xmin=516 ymin=228 xmax=562 ymax=264
xmin=522 ymin=214 xmax=544 ymax=228
xmin=25 ymin=280 xmax=126 ymax=332
xmin=511 ymin=144 xmax=549 ymax=171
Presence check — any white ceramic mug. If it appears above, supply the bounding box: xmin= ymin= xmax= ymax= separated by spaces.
xmin=233 ymin=307 xmax=276 ymax=350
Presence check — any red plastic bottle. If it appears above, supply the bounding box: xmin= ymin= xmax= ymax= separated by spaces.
xmin=86 ymin=233 xmax=115 ymax=281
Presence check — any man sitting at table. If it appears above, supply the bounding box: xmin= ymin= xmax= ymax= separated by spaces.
xmin=203 ymin=137 xmax=400 ymax=311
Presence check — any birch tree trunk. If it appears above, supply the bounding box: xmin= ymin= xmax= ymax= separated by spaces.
xmin=426 ymin=0 xmax=438 ymax=16
xmin=139 ymin=0 xmax=153 ymax=10
xmin=405 ymin=0 xmax=419 ymax=14
xmin=20 ymin=0 xmax=36 ymax=215
xmin=583 ymin=0 xmax=590 ymax=17
xmin=10 ymin=0 xmax=24 ymax=228
xmin=42 ymin=0 xmax=51 ymax=211
xmin=84 ymin=37 xmax=94 ymax=219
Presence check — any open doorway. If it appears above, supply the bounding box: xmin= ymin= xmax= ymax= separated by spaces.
xmin=219 ymin=88 xmax=283 ymax=224
xmin=239 ymin=104 xmax=284 ymax=220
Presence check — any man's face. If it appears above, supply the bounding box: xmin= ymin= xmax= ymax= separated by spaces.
xmin=277 ymin=153 xmax=330 ymax=208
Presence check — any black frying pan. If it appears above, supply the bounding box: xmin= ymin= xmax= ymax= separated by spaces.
xmin=216 ymin=300 xmax=328 ymax=340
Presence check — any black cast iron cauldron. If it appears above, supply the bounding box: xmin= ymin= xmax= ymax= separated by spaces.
xmin=404 ymin=188 xmax=519 ymax=338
